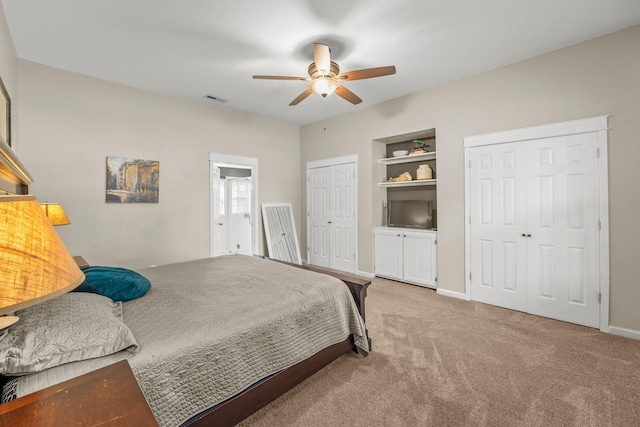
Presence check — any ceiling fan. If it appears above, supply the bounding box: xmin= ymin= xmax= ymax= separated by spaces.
xmin=253 ymin=43 xmax=396 ymax=106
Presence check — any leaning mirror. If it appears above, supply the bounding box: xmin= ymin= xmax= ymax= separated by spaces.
xmin=261 ymin=203 xmax=302 ymax=265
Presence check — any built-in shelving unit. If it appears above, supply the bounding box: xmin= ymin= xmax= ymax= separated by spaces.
xmin=379 ymin=179 xmax=437 ymax=188
xmin=377 ymin=151 xmax=436 ymax=166
xmin=372 ymin=128 xmax=438 ymax=288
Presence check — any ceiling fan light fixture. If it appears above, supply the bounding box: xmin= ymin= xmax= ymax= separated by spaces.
xmin=310 ymin=77 xmax=340 ymax=97
xmin=254 ymin=44 xmax=394 ymax=106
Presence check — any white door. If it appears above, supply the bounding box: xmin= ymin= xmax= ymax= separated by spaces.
xmin=308 ymin=167 xmax=330 ymax=267
xmin=469 ymin=133 xmax=600 ymax=327
xmin=211 ymin=167 xmax=228 ymax=257
xmin=227 ymin=177 xmax=253 ymax=255
xmin=525 ymin=133 xmax=600 ymax=327
xmin=469 ymin=142 xmax=528 ymax=312
xmin=403 ymin=231 xmax=437 ymax=288
xmin=209 ymin=153 xmax=259 ymax=258
xmin=329 ymin=163 xmax=356 ymax=273
xmin=212 ymin=175 xmax=253 ymax=256
xmin=307 ymin=161 xmax=357 ymax=273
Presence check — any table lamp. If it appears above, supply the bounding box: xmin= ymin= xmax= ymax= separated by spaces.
xmin=0 ymin=195 xmax=85 ymax=329
xmin=40 ymin=202 xmax=71 ymax=226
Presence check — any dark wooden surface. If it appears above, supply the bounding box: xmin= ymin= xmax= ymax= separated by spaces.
xmin=0 ymin=360 xmax=157 ymax=427
xmin=183 ymin=336 xmax=355 ymax=427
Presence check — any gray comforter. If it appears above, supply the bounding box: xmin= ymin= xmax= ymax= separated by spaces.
xmin=14 ymin=255 xmax=369 ymax=426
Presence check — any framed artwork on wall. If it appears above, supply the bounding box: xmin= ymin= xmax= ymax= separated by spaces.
xmin=106 ymin=156 xmax=159 ymax=203
xmin=0 ymin=76 xmax=11 ymax=147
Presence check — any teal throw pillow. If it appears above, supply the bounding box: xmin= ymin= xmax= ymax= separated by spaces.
xmin=75 ymin=266 xmax=151 ymax=301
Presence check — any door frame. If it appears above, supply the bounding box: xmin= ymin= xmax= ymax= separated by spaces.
xmin=209 ymin=152 xmax=259 ymax=257
xmin=306 ymin=154 xmax=358 ymax=272
xmin=463 ymin=115 xmax=610 ymax=331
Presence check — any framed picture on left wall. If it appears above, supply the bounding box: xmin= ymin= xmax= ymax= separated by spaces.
xmin=0 ymin=76 xmax=11 ymax=147
xmin=106 ymin=156 xmax=160 ymax=203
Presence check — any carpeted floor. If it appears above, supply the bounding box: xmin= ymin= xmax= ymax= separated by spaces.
xmin=240 ymin=277 xmax=640 ymax=426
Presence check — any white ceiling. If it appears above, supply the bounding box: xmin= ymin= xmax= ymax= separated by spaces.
xmin=3 ymin=0 xmax=640 ymax=126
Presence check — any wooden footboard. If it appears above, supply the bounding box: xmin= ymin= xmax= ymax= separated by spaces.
xmin=253 ymin=255 xmax=371 ymax=322
xmin=183 ymin=336 xmax=355 ymax=427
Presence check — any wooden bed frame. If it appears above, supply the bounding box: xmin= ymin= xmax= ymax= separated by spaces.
xmin=0 ymin=139 xmax=371 ymax=427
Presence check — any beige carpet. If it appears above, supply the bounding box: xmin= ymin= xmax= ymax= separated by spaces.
xmin=240 ymin=277 xmax=640 ymax=426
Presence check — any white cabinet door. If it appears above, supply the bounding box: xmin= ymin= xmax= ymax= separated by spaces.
xmin=374 ymin=228 xmax=437 ymax=288
xmin=374 ymin=228 xmax=403 ymax=280
xmin=403 ymin=230 xmax=437 ymax=287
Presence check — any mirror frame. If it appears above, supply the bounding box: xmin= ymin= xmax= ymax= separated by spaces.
xmin=261 ymin=202 xmax=302 ymax=265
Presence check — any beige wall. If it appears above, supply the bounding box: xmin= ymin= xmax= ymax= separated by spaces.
xmin=300 ymin=25 xmax=640 ymax=333
xmin=16 ymin=61 xmax=301 ymax=269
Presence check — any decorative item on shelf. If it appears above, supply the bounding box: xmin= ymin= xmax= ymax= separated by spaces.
xmin=411 ymin=139 xmax=431 ymax=155
xmin=416 ymin=164 xmax=433 ymax=180
xmin=392 ymin=150 xmax=408 ymax=157
xmin=386 ymin=171 xmax=413 ymax=183
xmin=0 ymin=195 xmax=85 ymax=329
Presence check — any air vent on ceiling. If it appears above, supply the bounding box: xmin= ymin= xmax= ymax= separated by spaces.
xmin=203 ymin=94 xmax=227 ymax=103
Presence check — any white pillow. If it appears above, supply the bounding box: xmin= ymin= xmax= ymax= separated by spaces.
xmin=0 ymin=293 xmax=138 ymax=375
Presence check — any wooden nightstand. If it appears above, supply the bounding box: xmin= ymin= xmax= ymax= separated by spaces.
xmin=0 ymin=360 xmax=158 ymax=426
xmin=73 ymin=255 xmax=89 ymax=268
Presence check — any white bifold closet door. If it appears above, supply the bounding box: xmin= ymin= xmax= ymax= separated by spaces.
xmin=469 ymin=132 xmax=600 ymax=327
xmin=308 ymin=162 xmax=356 ymax=274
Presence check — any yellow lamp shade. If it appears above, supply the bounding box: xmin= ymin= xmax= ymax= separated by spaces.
xmin=40 ymin=202 xmax=71 ymax=226
xmin=0 ymin=195 xmax=84 ymax=315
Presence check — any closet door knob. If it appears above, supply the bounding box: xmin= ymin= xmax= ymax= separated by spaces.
xmin=522 ymin=233 xmax=526 ymax=237
xmin=527 ymin=234 xmax=532 ymax=237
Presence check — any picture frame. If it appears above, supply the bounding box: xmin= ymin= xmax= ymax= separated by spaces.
xmin=106 ymin=156 xmax=160 ymax=203
xmin=0 ymin=76 xmax=10 ymax=147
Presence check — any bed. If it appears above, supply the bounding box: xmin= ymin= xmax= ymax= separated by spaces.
xmin=0 ymin=138 xmax=370 ymax=426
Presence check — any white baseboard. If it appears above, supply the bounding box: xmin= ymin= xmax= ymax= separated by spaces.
xmin=436 ymin=287 xmax=470 ymax=301
xmin=609 ymin=326 xmax=640 ymax=341
xmin=357 ymin=270 xmax=375 ymax=279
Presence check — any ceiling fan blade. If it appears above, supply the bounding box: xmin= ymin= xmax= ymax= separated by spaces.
xmin=289 ymin=88 xmax=313 ymax=106
xmin=337 ymin=66 xmax=396 ymax=81
xmin=313 ymin=43 xmax=331 ymax=75
xmin=253 ymin=75 xmax=308 ymax=81
xmin=334 ymin=85 xmax=362 ymax=105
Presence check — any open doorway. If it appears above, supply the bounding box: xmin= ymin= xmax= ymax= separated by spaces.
xmin=209 ymin=153 xmax=259 ymax=257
